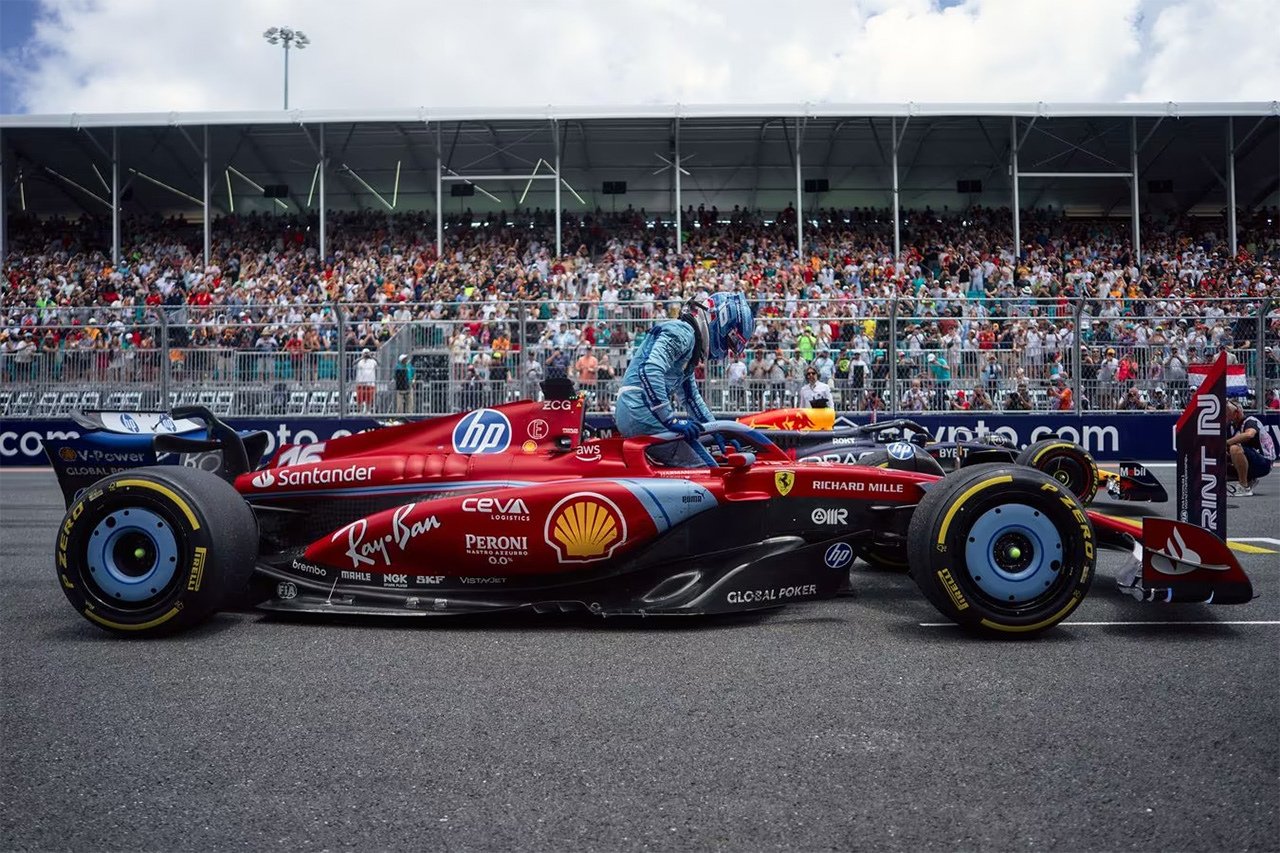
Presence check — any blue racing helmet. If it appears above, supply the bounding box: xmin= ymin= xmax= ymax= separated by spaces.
xmin=707 ymin=291 xmax=754 ymax=360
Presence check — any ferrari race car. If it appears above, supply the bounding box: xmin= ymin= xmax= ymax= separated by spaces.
xmin=734 ymin=407 xmax=1170 ymax=507
xmin=47 ymin=389 xmax=1251 ymax=640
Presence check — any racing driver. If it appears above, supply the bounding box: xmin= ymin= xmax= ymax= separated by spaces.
xmin=615 ymin=290 xmax=755 ymax=466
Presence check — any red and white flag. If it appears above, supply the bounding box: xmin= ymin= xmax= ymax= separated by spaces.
xmin=1188 ymin=362 xmax=1249 ymax=397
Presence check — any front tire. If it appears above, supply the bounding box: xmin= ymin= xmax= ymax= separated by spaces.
xmin=907 ymin=464 xmax=1095 ymax=636
xmin=55 ymin=466 xmax=258 ymax=636
xmin=1016 ymin=439 xmax=1099 ymax=505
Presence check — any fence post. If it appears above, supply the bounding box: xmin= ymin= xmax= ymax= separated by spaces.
xmin=334 ymin=301 xmax=348 ymax=419
xmin=1072 ymin=298 xmax=1084 ymax=415
xmin=157 ymin=308 xmax=171 ymax=413
xmin=517 ymin=298 xmax=528 ymax=395
xmin=1258 ymin=297 xmax=1271 ymax=414
xmin=888 ymin=296 xmax=899 ymax=416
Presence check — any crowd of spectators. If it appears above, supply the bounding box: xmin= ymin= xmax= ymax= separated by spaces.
xmin=2 ymin=203 xmax=1278 ymax=413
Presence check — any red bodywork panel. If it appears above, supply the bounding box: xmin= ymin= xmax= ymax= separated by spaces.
xmin=233 ymin=400 xmax=938 ymax=580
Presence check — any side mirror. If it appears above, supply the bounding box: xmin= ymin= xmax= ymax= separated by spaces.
xmin=723 ymin=451 xmax=756 ymax=469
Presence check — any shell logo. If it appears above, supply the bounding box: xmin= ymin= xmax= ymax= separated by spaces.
xmin=58 ymin=447 xmax=78 ymax=462
xmin=544 ymin=492 xmax=627 ymax=564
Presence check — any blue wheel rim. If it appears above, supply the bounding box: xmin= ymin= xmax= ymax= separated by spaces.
xmin=962 ymin=503 xmax=1064 ymax=606
xmin=85 ymin=508 xmax=181 ymax=603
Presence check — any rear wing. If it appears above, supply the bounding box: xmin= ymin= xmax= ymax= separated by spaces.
xmin=44 ymin=408 xmax=269 ymax=508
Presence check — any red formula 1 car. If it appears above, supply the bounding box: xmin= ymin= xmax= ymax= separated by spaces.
xmin=49 ymin=379 xmax=1252 ymax=639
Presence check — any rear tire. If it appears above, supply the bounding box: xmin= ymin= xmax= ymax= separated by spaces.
xmin=907 ymin=464 xmax=1095 ymax=636
xmin=1016 ymin=439 xmax=1099 ymax=505
xmin=55 ymin=466 xmax=258 ymax=636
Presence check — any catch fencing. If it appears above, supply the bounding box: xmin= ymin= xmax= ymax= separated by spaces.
xmin=2 ymin=297 xmax=1275 ymax=419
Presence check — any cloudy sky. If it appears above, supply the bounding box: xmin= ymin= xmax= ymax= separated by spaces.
xmin=0 ymin=0 xmax=1276 ymax=116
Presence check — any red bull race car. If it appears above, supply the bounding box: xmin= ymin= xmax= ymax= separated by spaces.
xmin=47 ymin=365 xmax=1250 ymax=640
xmin=734 ymin=407 xmax=1169 ymax=506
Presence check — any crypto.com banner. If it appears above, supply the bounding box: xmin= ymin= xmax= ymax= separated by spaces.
xmin=2 ymin=412 xmax=1279 ymax=467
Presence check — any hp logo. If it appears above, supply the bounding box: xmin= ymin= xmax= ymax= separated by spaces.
xmin=824 ymin=542 xmax=853 ymax=570
xmin=887 ymin=441 xmax=914 ymax=461
xmin=452 ymin=408 xmax=512 ymax=455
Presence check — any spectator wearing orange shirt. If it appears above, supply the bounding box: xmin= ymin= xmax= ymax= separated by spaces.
xmin=1048 ymin=375 xmax=1073 ymax=411
xmin=575 ymin=347 xmax=599 ymax=388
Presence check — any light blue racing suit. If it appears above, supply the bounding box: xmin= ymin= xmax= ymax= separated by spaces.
xmin=616 ymin=320 xmax=714 ymax=465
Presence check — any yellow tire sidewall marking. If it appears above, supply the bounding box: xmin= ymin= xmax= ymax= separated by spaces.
xmin=113 ymin=479 xmax=200 ymax=531
xmin=936 ymin=475 xmax=1014 ymax=546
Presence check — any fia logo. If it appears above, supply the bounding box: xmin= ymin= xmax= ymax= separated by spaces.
xmin=824 ymin=541 xmax=853 ymax=570
xmin=452 ymin=408 xmax=512 ymax=455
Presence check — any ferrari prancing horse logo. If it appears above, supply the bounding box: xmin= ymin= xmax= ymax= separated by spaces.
xmin=774 ymin=470 xmax=795 ymax=497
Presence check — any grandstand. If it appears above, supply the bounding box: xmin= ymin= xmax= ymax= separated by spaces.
xmin=1 ymin=103 xmax=1278 ymax=418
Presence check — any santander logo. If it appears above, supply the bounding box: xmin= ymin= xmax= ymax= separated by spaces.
xmin=248 ymin=463 xmax=376 ymax=490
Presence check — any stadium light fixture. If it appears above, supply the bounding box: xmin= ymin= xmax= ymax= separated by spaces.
xmin=263 ymin=25 xmax=310 ymax=110
xmin=128 ymin=169 xmax=204 ymax=206
xmin=559 ymin=176 xmax=586 ymax=206
xmin=227 ymin=165 xmax=288 ymax=210
xmin=307 ymin=162 xmax=320 ymax=208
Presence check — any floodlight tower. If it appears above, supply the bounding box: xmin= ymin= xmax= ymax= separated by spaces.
xmin=262 ymin=26 xmax=310 ymax=109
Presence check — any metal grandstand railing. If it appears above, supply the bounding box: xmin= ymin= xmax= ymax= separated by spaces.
xmin=1 ymin=297 xmax=1275 ymax=418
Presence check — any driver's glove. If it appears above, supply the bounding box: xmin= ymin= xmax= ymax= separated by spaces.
xmin=665 ymin=418 xmax=702 ymax=441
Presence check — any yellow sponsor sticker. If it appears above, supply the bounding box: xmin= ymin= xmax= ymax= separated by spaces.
xmin=188 ymin=546 xmax=208 ymax=591
xmin=774 ymin=470 xmax=795 ymax=497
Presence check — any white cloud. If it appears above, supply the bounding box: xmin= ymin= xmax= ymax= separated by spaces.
xmin=1 ymin=0 xmax=1275 ymax=115
xmin=1130 ymin=0 xmax=1280 ymax=101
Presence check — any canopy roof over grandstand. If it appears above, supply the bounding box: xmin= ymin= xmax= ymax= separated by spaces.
xmin=2 ymin=101 xmax=1278 ymax=263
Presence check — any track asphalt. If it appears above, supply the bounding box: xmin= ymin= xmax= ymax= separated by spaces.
xmin=1 ymin=467 xmax=1276 ymax=852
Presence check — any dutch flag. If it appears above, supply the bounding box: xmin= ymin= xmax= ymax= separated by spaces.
xmin=1188 ymin=362 xmax=1250 ymax=397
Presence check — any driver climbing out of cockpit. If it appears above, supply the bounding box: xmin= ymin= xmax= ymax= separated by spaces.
xmin=615 ymin=290 xmax=755 ymax=466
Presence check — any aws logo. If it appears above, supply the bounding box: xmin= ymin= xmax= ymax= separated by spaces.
xmin=544 ymin=492 xmax=627 ymax=564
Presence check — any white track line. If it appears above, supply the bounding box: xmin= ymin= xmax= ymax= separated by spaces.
xmin=1232 ymin=538 xmax=1280 ymax=546
xmin=920 ymin=620 xmax=1280 ymax=628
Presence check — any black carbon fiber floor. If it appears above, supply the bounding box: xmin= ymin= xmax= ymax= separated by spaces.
xmin=1 ymin=468 xmax=1277 ymax=852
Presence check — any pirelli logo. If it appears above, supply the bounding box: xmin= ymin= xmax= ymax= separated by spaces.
xmin=188 ymin=546 xmax=208 ymax=592
xmin=937 ymin=567 xmax=969 ymax=611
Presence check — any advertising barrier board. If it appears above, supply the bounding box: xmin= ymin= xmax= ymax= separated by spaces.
xmin=2 ymin=413 xmax=1278 ymax=467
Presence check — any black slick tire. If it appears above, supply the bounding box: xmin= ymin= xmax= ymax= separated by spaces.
xmin=54 ymin=466 xmax=258 ymax=636
xmin=1016 ymin=439 xmax=1099 ymax=505
xmin=906 ymin=463 xmax=1096 ymax=636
